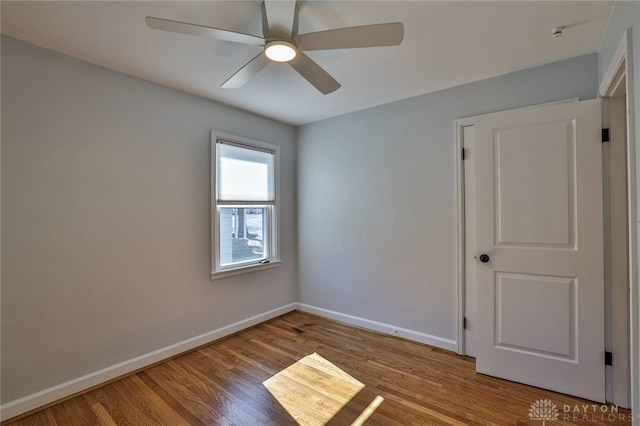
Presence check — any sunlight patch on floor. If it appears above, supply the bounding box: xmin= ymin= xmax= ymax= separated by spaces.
xmin=350 ymin=395 xmax=385 ymax=426
xmin=263 ymin=352 xmax=382 ymax=426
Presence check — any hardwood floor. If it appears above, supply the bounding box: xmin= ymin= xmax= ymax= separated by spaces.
xmin=5 ymin=311 xmax=633 ymax=425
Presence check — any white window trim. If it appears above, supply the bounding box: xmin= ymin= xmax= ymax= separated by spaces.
xmin=210 ymin=131 xmax=281 ymax=280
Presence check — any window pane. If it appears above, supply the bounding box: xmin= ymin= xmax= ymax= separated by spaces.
xmin=217 ymin=142 xmax=274 ymax=201
xmin=219 ymin=207 xmax=267 ymax=266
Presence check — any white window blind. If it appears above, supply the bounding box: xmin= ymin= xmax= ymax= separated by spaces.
xmin=216 ymin=141 xmax=275 ymax=202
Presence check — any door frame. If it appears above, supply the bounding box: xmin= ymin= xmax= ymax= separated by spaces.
xmin=454 ymin=94 xmax=635 ymax=406
xmin=454 ymin=98 xmax=579 ymax=357
xmin=455 ymin=116 xmax=472 ymax=357
xmin=598 ymin=28 xmax=638 ymax=418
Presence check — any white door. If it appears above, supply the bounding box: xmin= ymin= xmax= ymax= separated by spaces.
xmin=474 ymin=99 xmax=605 ymax=402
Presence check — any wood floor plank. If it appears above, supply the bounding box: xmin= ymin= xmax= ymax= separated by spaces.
xmin=81 ymin=387 xmax=138 ymax=426
xmin=89 ymin=403 xmax=117 ymax=426
xmin=136 ymin=369 xmax=208 ymax=426
xmin=187 ymin=351 xmax=297 ymax=425
xmin=170 ymin=354 xmax=276 ymax=425
xmin=4 ymin=311 xmax=633 ymax=425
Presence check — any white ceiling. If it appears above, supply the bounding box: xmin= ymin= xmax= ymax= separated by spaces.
xmin=1 ymin=1 xmax=613 ymax=126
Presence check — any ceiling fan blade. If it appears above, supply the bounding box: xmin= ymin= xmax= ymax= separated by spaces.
xmin=261 ymin=2 xmax=270 ymax=39
xmin=221 ymin=52 xmax=271 ymax=89
xmin=145 ymin=16 xmax=264 ymax=46
xmin=295 ymin=22 xmax=404 ymax=51
xmin=289 ymin=52 xmax=340 ymax=95
xmin=263 ymin=0 xmax=297 ymax=38
xmin=292 ymin=3 xmax=300 ymax=38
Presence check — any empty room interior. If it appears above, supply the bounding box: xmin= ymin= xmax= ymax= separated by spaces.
xmin=2 ymin=0 xmax=640 ymax=424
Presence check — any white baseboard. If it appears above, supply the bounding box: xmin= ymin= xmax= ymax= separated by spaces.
xmin=297 ymin=303 xmax=457 ymax=352
xmin=1 ymin=302 xmax=457 ymax=421
xmin=0 ymin=302 xmax=297 ymax=422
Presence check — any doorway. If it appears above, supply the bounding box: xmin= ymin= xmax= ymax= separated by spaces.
xmin=456 ymin=95 xmax=632 ymax=406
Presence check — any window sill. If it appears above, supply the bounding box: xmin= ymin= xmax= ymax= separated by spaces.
xmin=210 ymin=260 xmax=281 ymax=281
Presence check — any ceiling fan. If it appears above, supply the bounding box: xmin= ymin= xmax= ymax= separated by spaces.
xmin=145 ymin=1 xmax=404 ymax=95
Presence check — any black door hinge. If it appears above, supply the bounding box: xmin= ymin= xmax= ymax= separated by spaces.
xmin=463 ymin=317 xmax=467 ymax=330
xmin=605 ymin=351 xmax=613 ymax=366
xmin=602 ymin=128 xmax=610 ymax=143
xmin=462 ymin=148 xmax=466 ymax=160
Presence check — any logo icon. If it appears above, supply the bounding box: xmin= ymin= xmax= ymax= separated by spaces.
xmin=529 ymin=399 xmax=559 ymax=425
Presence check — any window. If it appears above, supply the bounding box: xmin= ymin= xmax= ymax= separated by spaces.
xmin=211 ymin=131 xmax=280 ymax=279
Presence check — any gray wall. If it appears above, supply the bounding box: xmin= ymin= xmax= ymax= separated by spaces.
xmin=1 ymin=36 xmax=297 ymax=403
xmin=598 ymin=0 xmax=640 ymax=419
xmin=297 ymin=54 xmax=599 ymax=341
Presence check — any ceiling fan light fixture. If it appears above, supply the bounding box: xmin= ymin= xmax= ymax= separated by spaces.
xmin=265 ymin=40 xmax=297 ymax=62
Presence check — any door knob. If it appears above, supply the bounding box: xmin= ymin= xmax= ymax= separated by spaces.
xmin=479 ymin=254 xmax=490 ymax=263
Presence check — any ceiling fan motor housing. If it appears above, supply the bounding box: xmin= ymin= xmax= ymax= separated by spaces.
xmin=265 ymin=39 xmax=298 ymax=62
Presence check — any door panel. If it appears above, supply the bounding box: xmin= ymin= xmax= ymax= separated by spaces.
xmin=494 ymin=120 xmax=575 ymax=248
xmin=495 ymin=272 xmax=575 ymax=359
xmin=475 ymin=99 xmax=605 ymax=402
